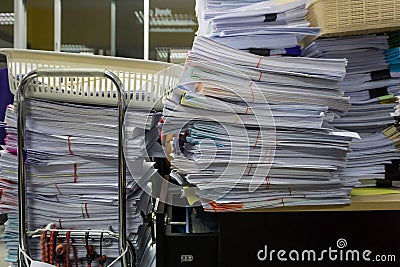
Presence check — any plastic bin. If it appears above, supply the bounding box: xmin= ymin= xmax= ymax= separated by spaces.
xmin=0 ymin=49 xmax=183 ymax=109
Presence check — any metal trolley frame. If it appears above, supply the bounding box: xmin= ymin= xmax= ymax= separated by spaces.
xmin=16 ymin=68 xmax=133 ymax=267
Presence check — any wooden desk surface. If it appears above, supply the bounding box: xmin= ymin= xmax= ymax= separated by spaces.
xmin=244 ymin=193 xmax=400 ymax=212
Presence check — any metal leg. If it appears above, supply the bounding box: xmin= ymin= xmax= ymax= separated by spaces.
xmin=17 ymin=71 xmax=35 ymax=267
xmin=17 ymin=68 xmax=130 ymax=266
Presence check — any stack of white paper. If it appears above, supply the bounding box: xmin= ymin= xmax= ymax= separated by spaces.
xmin=0 ymin=147 xmax=18 ymax=263
xmin=0 ymin=99 xmax=159 ymax=266
xmin=162 ymin=36 xmax=358 ymax=211
xmin=336 ymin=132 xmax=400 ymax=184
xmin=303 ymin=35 xmax=400 ymax=183
xmin=196 ymin=0 xmax=319 ymax=54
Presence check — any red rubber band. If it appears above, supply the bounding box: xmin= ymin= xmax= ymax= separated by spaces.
xmin=258 ymin=72 xmax=263 ymax=82
xmin=85 ymin=203 xmax=90 ymax=218
xmin=261 ymin=149 xmax=270 ymax=164
xmin=65 ymin=230 xmax=71 ymax=267
xmin=248 ymin=82 xmax=255 ymax=102
xmin=40 ymin=230 xmax=48 ymax=263
xmin=254 ymin=130 xmax=260 ymax=148
xmin=73 ymin=163 xmax=77 ymax=183
xmin=265 ymin=176 xmax=270 ymax=189
xmin=55 ymin=184 xmax=62 ymax=195
xmin=247 ymin=164 xmax=253 ymax=176
xmin=256 ymin=56 xmax=263 ymax=68
xmin=68 ymin=136 xmax=73 ymax=155
xmin=49 ymin=229 xmax=56 ymax=265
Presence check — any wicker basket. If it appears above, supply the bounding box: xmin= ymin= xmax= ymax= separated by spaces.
xmin=307 ymin=0 xmax=400 ymax=37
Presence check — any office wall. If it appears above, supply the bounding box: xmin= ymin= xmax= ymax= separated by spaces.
xmin=62 ymin=0 xmax=111 ymax=52
xmin=26 ymin=0 xmax=110 ymax=52
xmin=116 ymin=0 xmax=144 ymax=58
xmin=0 ymin=0 xmax=15 ymax=46
xmin=6 ymin=0 xmax=195 ymax=58
xmin=0 ymin=0 xmax=13 ymax=12
xmin=27 ymin=0 xmax=53 ymax=50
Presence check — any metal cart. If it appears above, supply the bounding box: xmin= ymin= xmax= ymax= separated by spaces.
xmin=17 ymin=68 xmax=131 ymax=267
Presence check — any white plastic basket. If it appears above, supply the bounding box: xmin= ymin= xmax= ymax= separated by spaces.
xmin=0 ymin=48 xmax=184 ymax=109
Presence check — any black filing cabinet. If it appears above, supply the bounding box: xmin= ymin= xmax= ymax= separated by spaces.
xmin=156 ymin=201 xmax=219 ymax=267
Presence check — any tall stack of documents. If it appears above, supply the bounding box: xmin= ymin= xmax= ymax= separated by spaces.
xmin=195 ymin=0 xmax=319 ymax=55
xmin=163 ymin=33 xmax=358 ymax=210
xmin=0 ymin=99 xmax=159 ymax=265
xmin=0 ymin=135 xmax=18 ymax=263
xmin=303 ymin=35 xmax=400 ymax=185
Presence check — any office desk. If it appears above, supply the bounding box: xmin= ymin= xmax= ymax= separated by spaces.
xmin=244 ymin=193 xmax=400 ymax=212
xmin=157 ymin=193 xmax=400 ymax=267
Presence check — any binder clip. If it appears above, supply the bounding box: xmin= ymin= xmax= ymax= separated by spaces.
xmin=368 ymin=86 xmax=388 ymax=99
xmin=370 ymin=69 xmax=391 ymax=81
xmin=385 ymin=159 xmax=400 ymax=182
xmin=264 ymin=13 xmax=277 ymax=22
